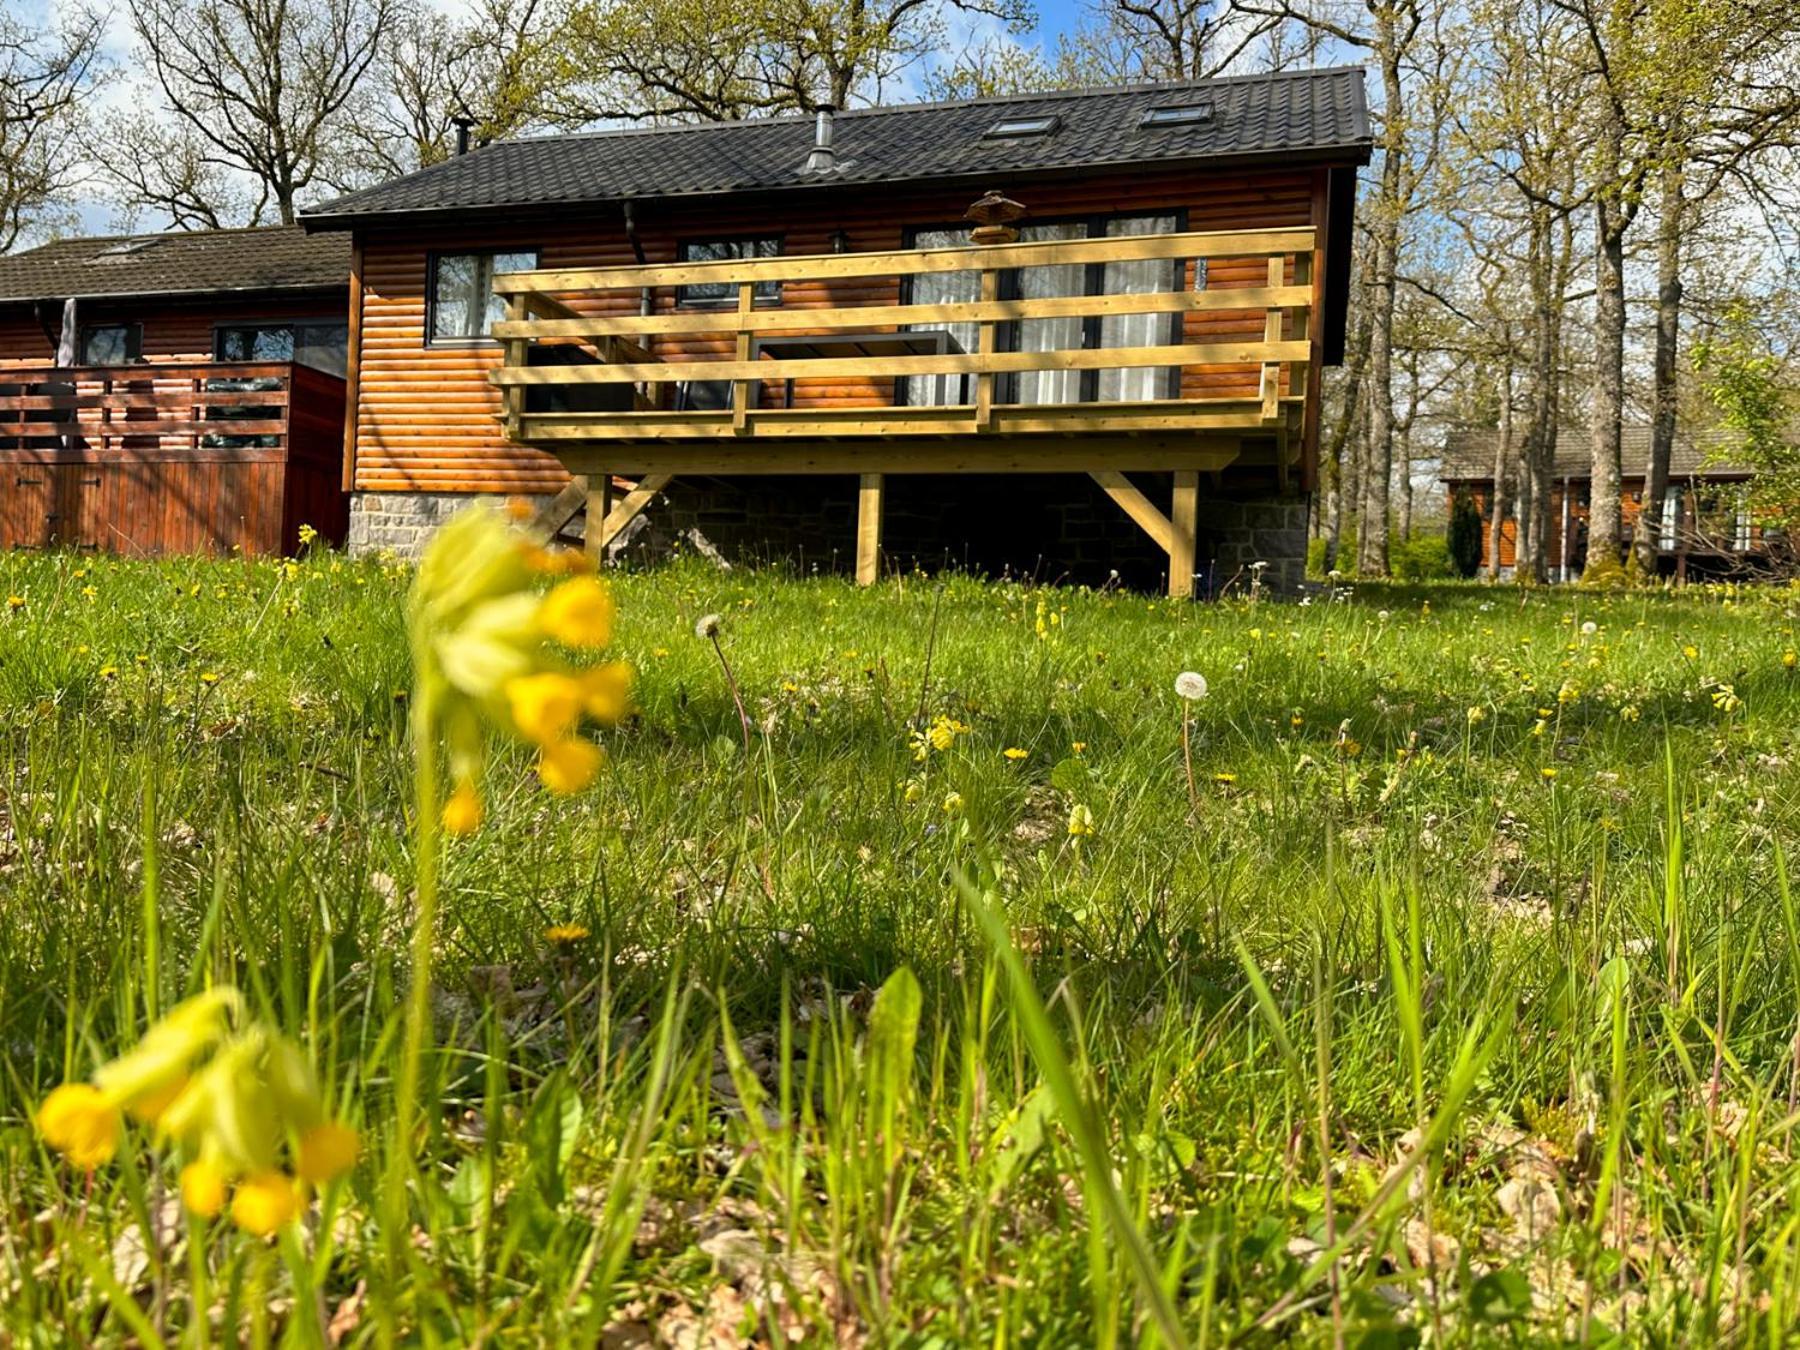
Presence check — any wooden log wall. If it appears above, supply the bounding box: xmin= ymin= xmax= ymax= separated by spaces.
xmin=351 ymin=166 xmax=1324 ymax=495
xmin=0 ymin=292 xmax=347 ymax=368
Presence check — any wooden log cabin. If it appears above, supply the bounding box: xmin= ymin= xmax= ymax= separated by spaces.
xmin=0 ymin=225 xmax=350 ymax=555
xmin=302 ymin=67 xmax=1372 ymax=594
xmin=1440 ymin=426 xmax=1778 ymax=582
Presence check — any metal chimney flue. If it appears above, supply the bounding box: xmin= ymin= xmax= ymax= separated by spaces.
xmin=451 ymin=113 xmax=475 ymax=157
xmin=804 ymin=106 xmax=837 ymax=172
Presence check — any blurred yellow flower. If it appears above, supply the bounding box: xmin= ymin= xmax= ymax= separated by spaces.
xmin=538 ymin=576 xmax=615 ymax=648
xmin=180 ymin=1159 xmax=228 ymax=1217
xmin=35 ymin=1084 xmax=121 ymax=1170
xmin=1067 ymin=803 xmax=1095 ymax=836
xmin=231 ymin=1172 xmax=300 ymax=1237
xmin=443 ymin=781 xmax=483 ymax=835
xmin=539 ymin=737 xmax=603 ymax=794
xmin=295 ymin=1121 xmax=359 ymax=1185
xmin=544 ymin=923 xmax=592 ymax=945
xmin=1003 ymin=747 xmax=1028 ymax=761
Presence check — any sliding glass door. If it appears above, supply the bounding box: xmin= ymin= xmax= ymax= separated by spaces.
xmin=903 ymin=211 xmax=1184 ymax=408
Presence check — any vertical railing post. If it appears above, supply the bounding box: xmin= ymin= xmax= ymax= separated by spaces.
xmin=1259 ymin=253 xmax=1285 ymax=425
xmin=501 ymin=294 xmax=528 ymax=442
xmin=732 ymin=281 xmax=754 ymax=435
xmin=974 ymin=265 xmax=998 ymax=431
xmin=1170 ymin=471 xmax=1198 ymax=599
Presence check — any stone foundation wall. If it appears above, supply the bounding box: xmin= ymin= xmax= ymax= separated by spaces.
xmin=346 ymin=478 xmax=1313 ymax=595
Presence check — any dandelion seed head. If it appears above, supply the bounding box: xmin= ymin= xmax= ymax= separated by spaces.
xmin=695 ymin=613 xmax=723 ymax=639
xmin=1174 ymin=671 xmax=1209 ymax=701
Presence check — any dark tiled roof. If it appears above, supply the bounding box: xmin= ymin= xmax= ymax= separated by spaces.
xmin=1440 ymin=425 xmax=1749 ymax=481
xmin=303 ymin=66 xmax=1370 ymax=224
xmin=0 ymin=225 xmax=349 ymax=304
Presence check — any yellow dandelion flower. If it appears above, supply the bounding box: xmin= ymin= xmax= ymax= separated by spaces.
xmin=1682 ymin=644 xmax=1698 ymax=659
xmin=1002 ymin=747 xmax=1028 ymax=761
xmin=36 ymin=1083 xmax=122 ymax=1170
xmin=180 ymin=1159 xmax=228 ymax=1217
xmin=1540 ymin=767 xmax=1559 ymax=781
xmin=544 ymin=923 xmax=591 ymax=946
xmin=1213 ymin=772 xmax=1238 ymax=785
xmin=199 ymin=672 xmax=221 ymax=685
xmin=538 ymin=576 xmax=615 ymax=648
xmin=295 ymin=1122 xmax=359 ymax=1185
xmin=1785 ymin=649 xmax=1798 ymax=670
xmin=1071 ymin=741 xmax=1086 ymax=754
xmin=231 ymin=1172 xmax=300 ymax=1236
xmin=538 ymin=738 xmax=603 ymax=794
xmin=5 ymin=595 xmax=23 ymax=611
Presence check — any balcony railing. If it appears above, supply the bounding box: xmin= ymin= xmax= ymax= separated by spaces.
xmin=0 ymin=360 xmax=324 ymax=453
xmin=489 ymin=227 xmax=1317 ymax=467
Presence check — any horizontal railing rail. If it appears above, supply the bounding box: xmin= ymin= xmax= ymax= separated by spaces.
xmin=487 ymin=226 xmax=1317 ymax=445
xmin=0 ymin=361 xmax=302 ymax=450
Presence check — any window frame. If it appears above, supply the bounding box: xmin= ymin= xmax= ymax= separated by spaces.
xmin=425 ymin=248 xmax=541 ymax=348
xmin=675 ymin=236 xmax=784 ymax=309
xmin=78 ymin=321 xmax=143 ymax=366
xmin=212 ymin=318 xmax=350 ymax=375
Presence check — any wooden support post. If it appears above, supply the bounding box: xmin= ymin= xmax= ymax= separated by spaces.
xmin=529 ymin=474 xmax=590 ymax=541
xmin=856 ymin=473 xmax=884 ymax=585
xmin=973 ymin=267 xmax=998 ymax=431
xmin=585 ymin=473 xmax=614 ymax=563
xmin=1170 ymin=471 xmax=1198 ymax=599
xmin=732 ymin=282 xmax=754 ymax=435
xmin=594 ymin=472 xmax=673 ymax=552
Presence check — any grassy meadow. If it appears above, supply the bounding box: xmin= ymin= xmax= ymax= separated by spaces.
xmin=5 ymin=542 xmax=1800 ymax=1346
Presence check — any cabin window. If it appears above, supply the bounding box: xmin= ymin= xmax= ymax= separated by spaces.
xmin=676 ymin=238 xmax=781 ymax=307
xmin=216 ymin=320 xmax=350 ymax=377
xmin=79 ymin=323 xmax=142 ymax=365
xmin=428 ymin=250 xmax=539 ymax=343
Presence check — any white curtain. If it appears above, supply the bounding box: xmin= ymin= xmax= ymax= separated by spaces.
xmin=1097 ymin=214 xmax=1180 ymax=403
xmin=905 ymin=229 xmax=978 ymax=406
xmin=1012 ymin=222 xmax=1087 ymax=406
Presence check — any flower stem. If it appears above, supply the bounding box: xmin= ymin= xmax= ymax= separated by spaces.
xmin=384 ymin=686 xmax=442 ymax=1345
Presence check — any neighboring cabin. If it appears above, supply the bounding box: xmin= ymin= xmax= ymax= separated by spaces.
xmin=1440 ymin=426 xmax=1775 ymax=581
xmin=0 ymin=226 xmax=350 ymax=555
xmin=301 ymin=67 xmax=1371 ymax=594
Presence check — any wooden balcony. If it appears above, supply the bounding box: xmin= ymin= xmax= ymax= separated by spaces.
xmin=0 ymin=361 xmax=346 ymax=554
xmin=490 ymin=226 xmax=1318 ymax=478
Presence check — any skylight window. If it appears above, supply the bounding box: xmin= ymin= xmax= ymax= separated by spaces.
xmin=97 ymin=237 xmax=162 ymax=256
xmin=1139 ymin=103 xmax=1214 ymax=129
xmin=984 ymin=115 xmax=1061 ymax=139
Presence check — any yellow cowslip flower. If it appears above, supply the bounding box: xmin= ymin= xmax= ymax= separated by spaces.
xmin=36 ymin=1084 xmax=122 ymax=1170
xmin=180 ymin=1159 xmax=228 ymax=1217
xmin=538 ymin=576 xmax=615 ymax=648
xmin=443 ymin=781 xmax=483 ymax=835
xmin=506 ymin=671 xmax=586 ymax=745
xmin=539 ymin=737 xmax=603 ymax=794
xmin=295 ymin=1122 xmax=359 ymax=1185
xmin=231 ymin=1172 xmax=300 ymax=1237
xmin=942 ymin=791 xmax=965 ymax=815
xmin=409 ymin=506 xmax=631 ymax=829
xmin=1067 ymin=803 xmax=1095 ymax=837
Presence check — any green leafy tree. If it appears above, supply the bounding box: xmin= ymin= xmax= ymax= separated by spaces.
xmin=1694 ymin=304 xmax=1797 ymax=532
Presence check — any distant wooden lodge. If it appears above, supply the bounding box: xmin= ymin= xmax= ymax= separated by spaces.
xmin=0 ymin=226 xmax=350 ymax=555
xmin=301 ymin=68 xmax=1372 ymax=593
xmin=1440 ymin=426 xmax=1776 ymax=581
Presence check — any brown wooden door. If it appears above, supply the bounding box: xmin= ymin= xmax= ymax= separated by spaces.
xmin=2 ymin=462 xmax=55 ymax=549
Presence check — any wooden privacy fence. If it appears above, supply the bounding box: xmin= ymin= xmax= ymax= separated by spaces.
xmin=488 ymin=226 xmax=1318 ymax=458
xmin=0 ymin=361 xmax=346 ymax=555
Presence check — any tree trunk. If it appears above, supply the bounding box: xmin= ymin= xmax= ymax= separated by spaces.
xmin=1321 ymin=297 xmax=1371 ymax=573
xmin=1356 ymin=38 xmax=1406 ymax=578
xmin=1632 ymin=158 xmax=1684 ymax=576
xmin=1582 ymin=112 xmax=1630 ymax=581
xmin=1488 ymin=361 xmax=1513 ymax=578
